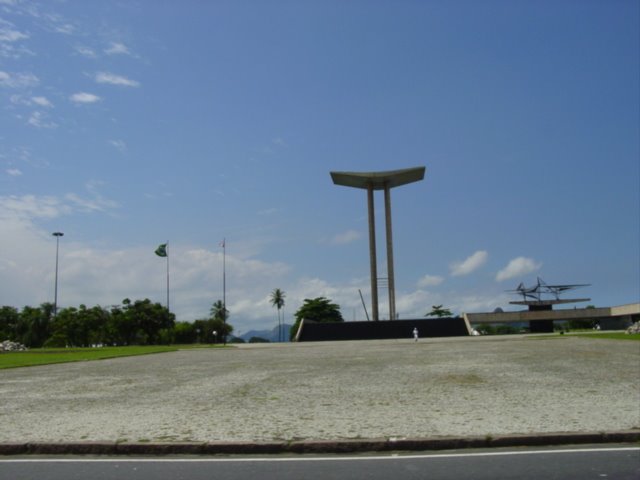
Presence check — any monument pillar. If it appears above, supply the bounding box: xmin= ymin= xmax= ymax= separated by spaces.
xmin=384 ymin=183 xmax=396 ymax=321
xmin=367 ymin=184 xmax=379 ymax=321
xmin=331 ymin=167 xmax=425 ymax=322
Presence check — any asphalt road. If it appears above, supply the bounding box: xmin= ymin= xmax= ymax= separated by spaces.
xmin=1 ymin=446 xmax=638 ymax=480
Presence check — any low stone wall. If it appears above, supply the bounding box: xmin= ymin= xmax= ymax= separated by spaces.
xmin=297 ymin=317 xmax=469 ymax=342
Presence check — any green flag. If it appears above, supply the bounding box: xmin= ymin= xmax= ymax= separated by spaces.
xmin=155 ymin=243 xmax=168 ymax=257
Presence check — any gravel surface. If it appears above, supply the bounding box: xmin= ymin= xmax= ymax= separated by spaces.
xmin=0 ymin=336 xmax=638 ymax=443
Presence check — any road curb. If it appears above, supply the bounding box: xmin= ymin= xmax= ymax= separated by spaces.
xmin=1 ymin=430 xmax=639 ymax=456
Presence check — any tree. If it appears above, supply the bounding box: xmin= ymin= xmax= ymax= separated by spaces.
xmin=270 ymin=288 xmax=286 ymax=342
xmin=82 ymin=305 xmax=110 ymax=345
xmin=0 ymin=306 xmax=19 ymax=341
xmin=106 ymin=304 xmax=135 ymax=346
xmin=47 ymin=307 xmax=79 ymax=347
xmin=173 ymin=321 xmax=197 ymax=344
xmin=194 ymin=317 xmax=233 ymax=344
xmin=119 ymin=298 xmax=175 ymax=345
xmin=50 ymin=304 xmax=110 ymax=347
xmin=17 ymin=303 xmax=54 ymax=347
xmin=207 ymin=300 xmax=233 ymax=344
xmin=425 ymin=305 xmax=453 ymax=318
xmin=290 ymin=297 xmax=343 ymax=341
xmin=210 ymin=300 xmax=228 ymax=322
xmin=139 ymin=299 xmax=175 ymax=344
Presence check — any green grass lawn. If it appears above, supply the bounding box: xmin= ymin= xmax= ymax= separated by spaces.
xmin=0 ymin=345 xmax=180 ymax=369
xmin=572 ymin=332 xmax=640 ymax=341
xmin=528 ymin=332 xmax=639 ymax=341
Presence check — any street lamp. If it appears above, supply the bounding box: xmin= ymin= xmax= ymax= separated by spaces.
xmin=213 ymin=330 xmax=218 ymax=344
xmin=52 ymin=232 xmax=64 ymax=317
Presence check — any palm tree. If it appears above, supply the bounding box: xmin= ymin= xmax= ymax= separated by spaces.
xmin=270 ymin=288 xmax=286 ymax=342
xmin=425 ymin=304 xmax=453 ymax=318
xmin=210 ymin=300 xmax=229 ymax=344
xmin=210 ymin=300 xmax=228 ymax=321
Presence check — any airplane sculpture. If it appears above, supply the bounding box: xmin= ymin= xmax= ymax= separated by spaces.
xmin=508 ymin=277 xmax=590 ymax=310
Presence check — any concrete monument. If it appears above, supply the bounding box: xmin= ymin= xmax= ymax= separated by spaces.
xmin=330 ymin=167 xmax=425 ymax=321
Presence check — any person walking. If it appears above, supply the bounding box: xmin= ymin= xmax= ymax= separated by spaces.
xmin=413 ymin=327 xmax=419 ymax=342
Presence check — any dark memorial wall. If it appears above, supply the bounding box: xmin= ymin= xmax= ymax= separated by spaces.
xmin=529 ymin=320 xmax=554 ymax=333
xmin=297 ymin=317 xmax=469 ymax=342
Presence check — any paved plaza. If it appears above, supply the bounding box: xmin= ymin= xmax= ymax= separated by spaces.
xmin=0 ymin=336 xmax=638 ymax=444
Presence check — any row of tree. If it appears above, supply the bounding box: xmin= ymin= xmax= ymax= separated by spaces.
xmin=2 ymin=293 xmax=456 ymax=348
xmin=0 ymin=299 xmax=233 ymax=348
xmin=0 ymin=295 xmax=346 ymax=347
xmin=0 ymin=293 xmax=337 ymax=349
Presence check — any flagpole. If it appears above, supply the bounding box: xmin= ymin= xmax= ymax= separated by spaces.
xmin=166 ymin=241 xmax=170 ymax=312
xmin=222 ymin=238 xmax=226 ymax=345
xmin=154 ymin=242 xmax=170 ymax=311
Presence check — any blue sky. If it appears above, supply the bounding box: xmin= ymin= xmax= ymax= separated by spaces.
xmin=1 ymin=0 xmax=638 ymax=334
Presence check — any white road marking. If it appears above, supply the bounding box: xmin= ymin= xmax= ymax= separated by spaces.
xmin=1 ymin=447 xmax=638 ymax=463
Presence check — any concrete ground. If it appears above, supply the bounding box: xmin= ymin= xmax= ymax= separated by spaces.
xmin=0 ymin=335 xmax=638 ymax=445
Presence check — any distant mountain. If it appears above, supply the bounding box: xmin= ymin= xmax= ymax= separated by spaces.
xmin=239 ymin=324 xmax=293 ymax=343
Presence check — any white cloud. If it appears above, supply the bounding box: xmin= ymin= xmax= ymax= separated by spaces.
xmin=95 ymin=72 xmax=140 ymax=87
xmin=31 ymin=96 xmax=53 ymax=107
xmin=395 ymin=289 xmax=434 ymax=318
xmin=64 ymin=193 xmax=119 ymax=213
xmin=75 ymin=45 xmax=97 ymax=58
xmin=0 ymin=194 xmax=69 ymax=220
xmin=10 ymin=95 xmax=53 ymax=108
xmin=277 ymin=276 xmax=375 ymax=321
xmin=0 ymin=42 xmax=32 ymax=59
xmin=1 ymin=145 xmax=47 ymax=169
xmin=330 ymin=229 xmax=361 ymax=245
xmin=448 ymin=293 xmax=512 ymax=316
xmin=0 ymin=18 xmax=31 ymax=59
xmin=417 ymin=274 xmax=444 ymax=288
xmin=0 ymin=218 xmax=53 ymax=307
xmin=53 ymin=23 xmax=74 ymax=35
xmin=70 ymin=92 xmax=101 ymax=104
xmin=109 ymin=139 xmax=127 ymax=152
xmin=0 ymin=185 xmax=118 ymax=222
xmin=0 ymin=201 xmax=297 ymax=331
xmin=27 ymin=111 xmax=57 ymax=129
xmin=6 ymin=168 xmax=22 ymax=176
xmin=0 ymin=23 xmax=28 ymax=42
xmin=394 ymin=287 xmax=512 ymax=318
xmin=258 ymin=207 xmax=279 ymax=216
xmin=496 ymin=256 xmax=542 ymax=282
xmin=64 ymin=180 xmax=120 ymax=213
xmin=0 ymin=191 xmax=119 ymax=313
xmin=105 ymin=42 xmax=130 ymax=56
xmin=0 ymin=70 xmax=39 ymax=88
xmin=450 ymin=250 xmax=488 ymax=277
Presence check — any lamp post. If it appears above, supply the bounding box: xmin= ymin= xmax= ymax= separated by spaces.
xmin=52 ymin=232 xmax=64 ymax=317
